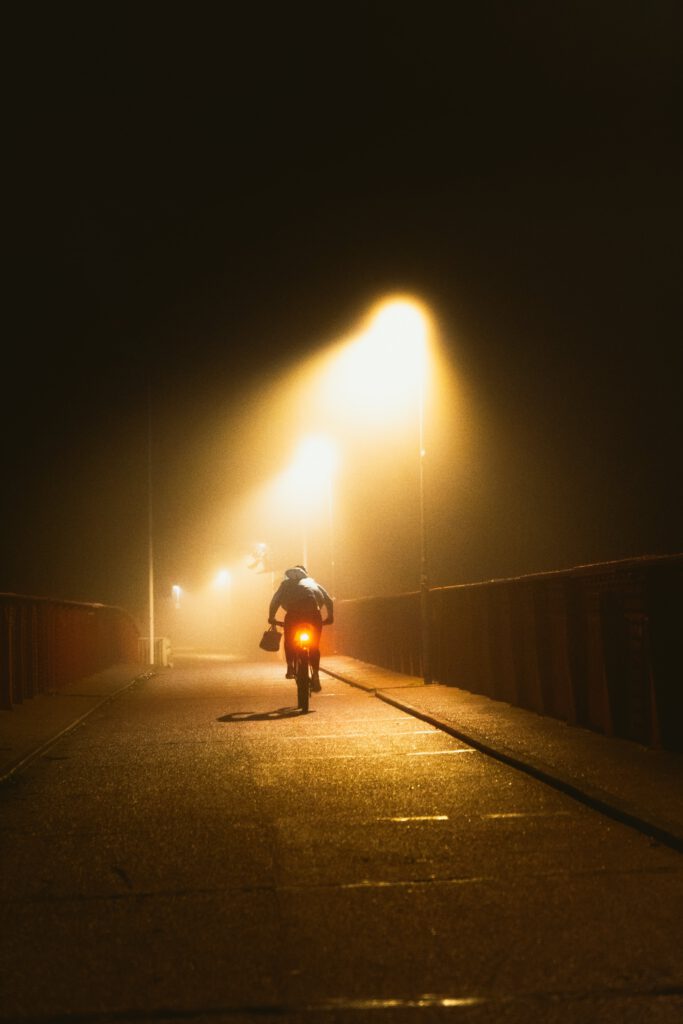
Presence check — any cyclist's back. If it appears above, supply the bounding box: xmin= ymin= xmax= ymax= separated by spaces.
xmin=268 ymin=565 xmax=334 ymax=688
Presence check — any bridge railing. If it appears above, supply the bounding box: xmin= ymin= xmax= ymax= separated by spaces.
xmin=333 ymin=554 xmax=683 ymax=751
xmin=0 ymin=594 xmax=140 ymax=710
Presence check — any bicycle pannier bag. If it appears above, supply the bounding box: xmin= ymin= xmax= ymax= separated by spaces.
xmin=259 ymin=626 xmax=282 ymax=652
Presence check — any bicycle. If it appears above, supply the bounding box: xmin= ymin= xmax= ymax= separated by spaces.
xmin=274 ymin=619 xmax=324 ymax=713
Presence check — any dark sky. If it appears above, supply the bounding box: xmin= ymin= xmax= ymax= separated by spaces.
xmin=4 ymin=2 xmax=681 ymax=619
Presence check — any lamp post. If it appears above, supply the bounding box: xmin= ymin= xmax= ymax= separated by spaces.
xmin=417 ymin=336 xmax=431 ymax=684
xmin=147 ymin=388 xmax=155 ymax=667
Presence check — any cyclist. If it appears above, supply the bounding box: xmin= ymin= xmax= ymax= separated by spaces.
xmin=268 ymin=565 xmax=334 ymax=691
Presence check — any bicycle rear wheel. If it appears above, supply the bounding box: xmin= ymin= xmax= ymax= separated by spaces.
xmin=296 ymin=652 xmax=310 ymax=713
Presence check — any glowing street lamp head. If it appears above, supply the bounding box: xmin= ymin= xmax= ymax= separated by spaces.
xmin=322 ymin=294 xmax=432 ymax=423
xmin=366 ymin=296 xmax=430 ymax=355
xmin=213 ymin=568 xmax=231 ymax=589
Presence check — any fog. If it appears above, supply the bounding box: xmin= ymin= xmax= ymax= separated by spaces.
xmin=151 ymin=296 xmax=464 ymax=652
xmin=3 ymin=278 xmax=679 ymax=660
xmin=135 ymin=290 xmax=678 ymax=655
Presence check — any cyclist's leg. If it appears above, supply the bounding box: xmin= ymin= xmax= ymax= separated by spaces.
xmin=296 ymin=648 xmax=310 ymax=712
xmin=283 ymin=613 xmax=296 ymax=678
xmin=310 ymin=613 xmax=323 ymax=690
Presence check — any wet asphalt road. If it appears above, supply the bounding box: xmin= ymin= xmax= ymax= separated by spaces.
xmin=1 ymin=658 xmax=682 ymax=1023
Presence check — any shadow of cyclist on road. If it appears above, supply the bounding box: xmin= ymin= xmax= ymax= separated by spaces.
xmin=217 ymin=707 xmax=311 ymax=722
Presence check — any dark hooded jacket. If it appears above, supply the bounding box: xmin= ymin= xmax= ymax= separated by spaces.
xmin=269 ymin=567 xmax=333 ymax=621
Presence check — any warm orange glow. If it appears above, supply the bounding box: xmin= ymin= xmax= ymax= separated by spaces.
xmin=295 ymin=627 xmax=312 ymax=645
xmin=318 ymin=294 xmax=432 ymax=425
xmin=368 ymin=296 xmax=431 ymax=352
xmin=286 ymin=435 xmax=337 ymax=488
xmin=192 ymin=289 xmax=466 ymax=610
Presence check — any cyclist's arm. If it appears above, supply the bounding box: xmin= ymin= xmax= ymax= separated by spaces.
xmin=319 ymin=586 xmax=334 ymax=624
xmin=268 ymin=585 xmax=284 ymax=624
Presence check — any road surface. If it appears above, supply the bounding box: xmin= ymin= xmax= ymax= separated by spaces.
xmin=1 ymin=657 xmax=681 ymax=1022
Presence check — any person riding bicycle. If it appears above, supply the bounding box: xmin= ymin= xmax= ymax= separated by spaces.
xmin=268 ymin=565 xmax=334 ymax=692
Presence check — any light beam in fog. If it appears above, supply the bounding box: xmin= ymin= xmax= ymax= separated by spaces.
xmin=156 ymin=291 xmax=461 ymax=658
xmin=322 ymin=296 xmax=433 ymax=681
xmin=206 ymin=291 xmax=456 ymax=597
xmin=285 ymin=435 xmax=337 ymax=577
xmin=319 ymin=295 xmax=432 ymax=428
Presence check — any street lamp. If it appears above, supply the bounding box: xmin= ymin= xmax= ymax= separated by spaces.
xmin=328 ymin=296 xmax=433 ymax=683
xmin=213 ymin=568 xmax=231 ymax=589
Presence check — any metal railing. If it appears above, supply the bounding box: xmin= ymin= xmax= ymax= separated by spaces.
xmin=0 ymin=594 xmax=140 ymax=709
xmin=333 ymin=554 xmax=683 ymax=751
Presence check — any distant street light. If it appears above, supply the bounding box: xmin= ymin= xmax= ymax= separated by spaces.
xmin=172 ymin=584 xmax=182 ymax=609
xmin=213 ymin=568 xmax=231 ymax=589
xmin=248 ymin=542 xmax=276 ymax=595
xmin=247 ymin=542 xmax=271 ymax=573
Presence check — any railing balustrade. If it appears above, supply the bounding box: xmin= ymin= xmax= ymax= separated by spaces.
xmin=0 ymin=595 xmax=140 ymax=710
xmin=332 ymin=554 xmax=683 ymax=751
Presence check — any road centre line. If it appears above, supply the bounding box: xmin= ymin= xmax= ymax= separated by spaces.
xmin=337 ymin=876 xmax=489 ymax=890
xmin=483 ymin=811 xmax=572 ymax=819
xmin=379 ymin=815 xmax=449 ymax=822
xmin=328 ymin=717 xmax=415 ymax=723
xmin=407 ymin=748 xmax=476 ymax=756
xmin=283 ymin=730 xmax=436 ymax=740
xmin=309 ymin=996 xmax=484 ymax=1009
xmin=299 ymin=749 xmax=474 ymax=759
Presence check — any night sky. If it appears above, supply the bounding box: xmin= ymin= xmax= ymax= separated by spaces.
xmin=4 ymin=3 xmax=681 ymax=625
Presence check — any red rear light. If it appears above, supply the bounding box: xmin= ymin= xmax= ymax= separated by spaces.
xmin=295 ymin=627 xmax=312 ymax=645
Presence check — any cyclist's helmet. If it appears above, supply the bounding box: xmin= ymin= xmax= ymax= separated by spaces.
xmin=285 ymin=565 xmax=308 ymax=581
